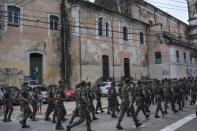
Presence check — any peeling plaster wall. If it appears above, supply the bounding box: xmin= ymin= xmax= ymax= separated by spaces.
xmin=70 ymin=5 xmax=148 ymax=84
xmin=0 ymin=0 xmax=61 ymax=85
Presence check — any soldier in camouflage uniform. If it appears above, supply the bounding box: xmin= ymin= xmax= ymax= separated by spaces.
xmin=69 ymin=83 xmax=81 ymax=124
xmin=45 ymin=85 xmax=55 ymax=121
xmin=163 ymin=79 xmax=178 ymax=114
xmin=154 ymin=80 xmax=165 ymax=118
xmin=67 ymin=81 xmax=92 ymax=131
xmin=86 ymin=82 xmax=98 ymax=120
xmin=3 ymin=88 xmax=13 ymax=122
xmin=55 ymin=81 xmax=66 ymax=130
xmin=108 ymin=81 xmax=119 ymax=118
xmin=135 ymin=81 xmax=150 ymax=120
xmin=144 ymin=81 xmax=152 ymax=113
xmin=95 ymin=83 xmax=104 ymax=114
xmin=30 ymin=89 xmax=38 ymax=121
xmin=19 ymin=83 xmax=32 ymax=128
xmin=116 ymin=78 xmax=142 ymax=130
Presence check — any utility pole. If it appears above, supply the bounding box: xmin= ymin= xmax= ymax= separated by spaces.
xmin=60 ymin=0 xmax=66 ymax=82
xmin=60 ymin=0 xmax=71 ymax=88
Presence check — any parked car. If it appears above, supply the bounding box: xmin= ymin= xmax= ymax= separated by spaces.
xmin=64 ymin=89 xmax=76 ymax=101
xmin=100 ymin=81 xmax=120 ymax=96
xmin=31 ymin=86 xmax=48 ymax=103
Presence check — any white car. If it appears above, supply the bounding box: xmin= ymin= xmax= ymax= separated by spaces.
xmin=100 ymin=82 xmax=120 ymax=96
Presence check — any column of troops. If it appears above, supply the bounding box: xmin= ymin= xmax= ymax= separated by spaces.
xmin=1 ymin=77 xmax=197 ymax=131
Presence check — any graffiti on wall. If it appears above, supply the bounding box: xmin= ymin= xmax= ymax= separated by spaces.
xmin=0 ymin=68 xmax=24 ymax=87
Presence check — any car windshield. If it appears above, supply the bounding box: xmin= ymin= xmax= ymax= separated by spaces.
xmin=100 ymin=83 xmax=110 ymax=86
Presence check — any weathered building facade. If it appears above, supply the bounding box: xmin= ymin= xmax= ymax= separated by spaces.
xmin=0 ymin=0 xmax=197 ymax=87
xmin=0 ymin=0 xmax=62 ymax=86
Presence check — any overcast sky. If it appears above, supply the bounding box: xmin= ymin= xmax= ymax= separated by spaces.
xmin=89 ymin=0 xmax=189 ymax=24
xmin=145 ymin=0 xmax=188 ymax=23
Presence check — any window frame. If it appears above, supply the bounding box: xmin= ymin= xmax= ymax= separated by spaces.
xmin=7 ymin=5 xmax=20 ymax=26
xmin=123 ymin=26 xmax=128 ymax=41
xmin=98 ymin=17 xmax=103 ymax=36
xmin=105 ymin=22 xmax=110 ymax=37
xmin=155 ymin=51 xmax=162 ymax=64
xmin=49 ymin=15 xmax=59 ymax=31
xmin=140 ymin=32 xmax=144 ymax=45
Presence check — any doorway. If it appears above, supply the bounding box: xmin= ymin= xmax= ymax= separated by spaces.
xmin=30 ymin=53 xmax=43 ymax=84
xmin=102 ymin=55 xmax=109 ymax=81
xmin=124 ymin=58 xmax=130 ymax=78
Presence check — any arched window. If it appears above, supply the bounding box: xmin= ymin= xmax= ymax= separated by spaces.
xmin=140 ymin=32 xmax=144 ymax=45
xmin=98 ymin=17 xmax=103 ymax=36
xmin=7 ymin=5 xmax=20 ymax=26
xmin=123 ymin=26 xmax=128 ymax=41
xmin=50 ymin=15 xmax=59 ymax=30
xmin=106 ymin=22 xmax=109 ymax=37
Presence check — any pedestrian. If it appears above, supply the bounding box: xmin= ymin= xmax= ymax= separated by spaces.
xmin=38 ymin=90 xmax=43 ymax=113
xmin=67 ymin=81 xmax=92 ymax=131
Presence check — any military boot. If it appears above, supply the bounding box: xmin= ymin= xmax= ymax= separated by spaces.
xmin=116 ymin=122 xmax=124 ymax=130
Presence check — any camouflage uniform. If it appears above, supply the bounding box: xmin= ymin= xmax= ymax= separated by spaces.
xmin=3 ymin=88 xmax=13 ymax=122
xmin=154 ymin=80 xmax=164 ymax=118
xmin=19 ymin=84 xmax=32 ymax=128
xmin=45 ymin=85 xmax=55 ymax=121
xmin=116 ymin=79 xmax=142 ymax=130
xmin=108 ymin=82 xmax=119 ymax=118
xmin=135 ymin=82 xmax=150 ymax=120
xmin=67 ymin=81 xmax=92 ymax=131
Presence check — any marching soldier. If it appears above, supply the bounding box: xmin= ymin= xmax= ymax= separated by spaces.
xmin=55 ymin=81 xmax=66 ymax=130
xmin=30 ymin=89 xmax=38 ymax=121
xmin=3 ymin=88 xmax=13 ymax=122
xmin=69 ymin=83 xmax=81 ymax=124
xmin=116 ymin=78 xmax=142 ymax=130
xmin=86 ymin=82 xmax=98 ymax=120
xmin=108 ymin=82 xmax=119 ymax=118
xmin=95 ymin=83 xmax=104 ymax=114
xmin=45 ymin=85 xmax=55 ymax=121
xmin=135 ymin=81 xmax=150 ymax=120
xmin=19 ymin=83 xmax=32 ymax=128
xmin=154 ymin=80 xmax=165 ymax=118
xmin=67 ymin=81 xmax=92 ymax=131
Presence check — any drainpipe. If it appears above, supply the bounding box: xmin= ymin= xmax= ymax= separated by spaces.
xmin=146 ymin=25 xmax=150 ymax=78
xmin=79 ymin=8 xmax=82 ymax=81
xmin=112 ymin=15 xmax=115 ymax=81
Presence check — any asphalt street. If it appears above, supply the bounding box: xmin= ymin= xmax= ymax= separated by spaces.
xmin=0 ymin=98 xmax=196 ymax=131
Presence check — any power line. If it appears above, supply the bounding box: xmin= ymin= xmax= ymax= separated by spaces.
xmin=145 ymin=0 xmax=187 ymax=8
xmin=20 ymin=0 xmax=34 ymax=7
xmin=16 ymin=0 xmax=26 ymax=6
xmin=0 ymin=13 xmax=188 ymax=39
